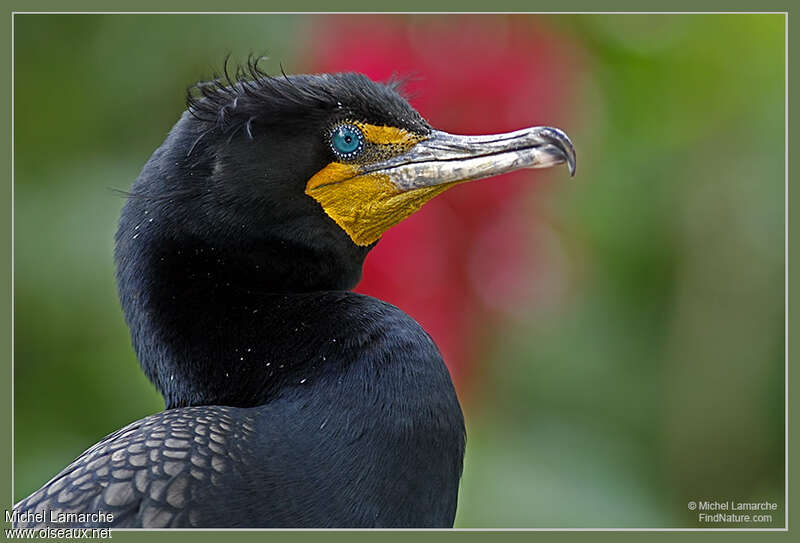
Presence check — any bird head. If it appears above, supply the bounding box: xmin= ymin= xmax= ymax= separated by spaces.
xmin=119 ymin=63 xmax=575 ymax=294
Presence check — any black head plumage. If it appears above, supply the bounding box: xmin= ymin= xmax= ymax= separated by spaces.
xmin=185 ymin=58 xmax=430 ymax=152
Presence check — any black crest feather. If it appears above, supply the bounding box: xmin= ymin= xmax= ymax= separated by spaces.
xmin=185 ymin=56 xmax=430 ymax=144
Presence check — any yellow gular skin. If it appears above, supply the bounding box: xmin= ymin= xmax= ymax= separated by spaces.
xmin=306 ymin=165 xmax=451 ymax=246
xmin=305 ymin=123 xmax=451 ymax=246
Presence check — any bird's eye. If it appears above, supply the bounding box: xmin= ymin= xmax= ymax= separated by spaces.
xmin=330 ymin=124 xmax=364 ymax=159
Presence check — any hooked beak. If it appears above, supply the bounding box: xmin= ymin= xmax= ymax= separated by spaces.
xmin=367 ymin=126 xmax=576 ymax=190
xmin=305 ymin=125 xmax=576 ymax=247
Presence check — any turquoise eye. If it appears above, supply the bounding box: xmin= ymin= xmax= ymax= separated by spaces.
xmin=330 ymin=124 xmax=364 ymax=158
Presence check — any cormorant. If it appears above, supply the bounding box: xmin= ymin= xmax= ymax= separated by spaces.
xmin=13 ymin=63 xmax=575 ymax=528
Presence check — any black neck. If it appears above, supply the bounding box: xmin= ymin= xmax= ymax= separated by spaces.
xmin=115 ymin=200 xmax=375 ymax=408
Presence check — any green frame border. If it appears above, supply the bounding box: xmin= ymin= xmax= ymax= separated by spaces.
xmin=2 ymin=5 xmax=792 ymax=542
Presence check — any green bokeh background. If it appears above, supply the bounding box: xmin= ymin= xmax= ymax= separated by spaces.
xmin=13 ymin=14 xmax=785 ymax=528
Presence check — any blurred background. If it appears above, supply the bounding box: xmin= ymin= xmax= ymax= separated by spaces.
xmin=13 ymin=14 xmax=785 ymax=527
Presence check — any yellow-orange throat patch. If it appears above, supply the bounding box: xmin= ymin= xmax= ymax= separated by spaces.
xmin=305 ymin=164 xmax=451 ymax=246
xmin=305 ymin=122 xmax=449 ymax=246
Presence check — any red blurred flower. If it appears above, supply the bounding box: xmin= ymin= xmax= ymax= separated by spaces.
xmin=303 ymin=15 xmax=579 ymax=387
